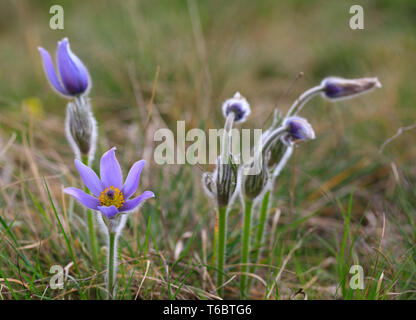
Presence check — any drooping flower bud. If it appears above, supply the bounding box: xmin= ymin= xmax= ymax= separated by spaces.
xmin=321 ymin=77 xmax=381 ymax=101
xmin=242 ymin=124 xmax=290 ymax=201
xmin=222 ymin=92 xmax=251 ymax=123
xmin=38 ymin=38 xmax=91 ymax=98
xmin=283 ymin=116 xmax=315 ymax=143
xmin=65 ymin=99 xmax=97 ymax=162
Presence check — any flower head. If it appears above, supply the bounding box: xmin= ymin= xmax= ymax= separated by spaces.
xmin=321 ymin=76 xmax=381 ymax=101
xmin=222 ymin=92 xmax=251 ymax=123
xmin=64 ymin=147 xmax=154 ymax=219
xmin=283 ymin=116 xmax=315 ymax=143
xmin=38 ymin=38 xmax=90 ymax=98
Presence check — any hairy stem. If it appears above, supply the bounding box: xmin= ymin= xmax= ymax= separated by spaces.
xmin=217 ymin=206 xmax=227 ymax=297
xmin=240 ymin=200 xmax=253 ymax=298
xmin=286 ymin=85 xmax=324 ymax=118
xmin=107 ymin=231 xmax=116 ymax=299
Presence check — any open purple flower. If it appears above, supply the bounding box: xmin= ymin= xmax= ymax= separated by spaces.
xmin=64 ymin=147 xmax=154 ymax=219
xmin=38 ymin=38 xmax=90 ymax=98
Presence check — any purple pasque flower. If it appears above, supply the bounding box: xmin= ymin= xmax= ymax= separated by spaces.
xmin=283 ymin=116 xmax=315 ymax=142
xmin=64 ymin=147 xmax=154 ymax=219
xmin=321 ymin=77 xmax=381 ymax=100
xmin=222 ymin=92 xmax=251 ymax=123
xmin=38 ymin=38 xmax=90 ymax=98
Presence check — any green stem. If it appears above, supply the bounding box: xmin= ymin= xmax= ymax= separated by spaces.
xmin=212 ymin=211 xmax=218 ymax=267
xmin=107 ymin=231 xmax=116 ymax=299
xmin=248 ymin=189 xmax=270 ymax=289
xmin=240 ymin=200 xmax=253 ymax=298
xmin=217 ymin=206 xmax=227 ymax=297
xmin=81 ymin=155 xmax=99 ymax=271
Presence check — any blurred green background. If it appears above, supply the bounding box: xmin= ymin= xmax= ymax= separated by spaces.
xmin=1 ymin=0 xmax=416 ymax=156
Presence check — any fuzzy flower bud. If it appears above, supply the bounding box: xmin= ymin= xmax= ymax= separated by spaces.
xmin=267 ymin=139 xmax=287 ymax=168
xmin=242 ymin=123 xmax=290 ymax=201
xmin=242 ymin=161 xmax=269 ymax=201
xmin=222 ymin=92 xmax=251 ymax=123
xmin=65 ymin=99 xmax=97 ymax=162
xmin=216 ymin=156 xmax=238 ymax=208
xmin=283 ymin=116 xmax=315 ymax=143
xmin=38 ymin=38 xmax=90 ymax=98
xmin=321 ymin=76 xmax=381 ymax=101
xmin=202 ymin=157 xmax=238 ymax=208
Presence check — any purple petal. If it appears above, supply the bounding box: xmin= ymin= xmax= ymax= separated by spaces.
xmin=100 ymin=147 xmax=123 ymax=189
xmin=98 ymin=205 xmax=119 ymax=219
xmin=119 ymin=191 xmax=155 ymax=213
xmin=63 ymin=187 xmax=99 ymax=210
xmin=57 ymin=38 xmax=89 ymax=95
xmin=122 ymin=160 xmax=145 ymax=199
xmin=74 ymin=159 xmax=104 ymax=197
xmin=38 ymin=47 xmax=69 ymax=96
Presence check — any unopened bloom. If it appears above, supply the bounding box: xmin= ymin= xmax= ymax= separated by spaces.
xmin=215 ymin=156 xmax=238 ymax=208
xmin=321 ymin=76 xmax=381 ymax=101
xmin=222 ymin=92 xmax=251 ymax=123
xmin=242 ymin=161 xmax=269 ymax=201
xmin=64 ymin=148 xmax=154 ymax=219
xmin=38 ymin=38 xmax=90 ymax=97
xmin=202 ymin=156 xmax=238 ymax=208
xmin=283 ymin=116 xmax=315 ymax=142
xmin=65 ymin=101 xmax=97 ymax=159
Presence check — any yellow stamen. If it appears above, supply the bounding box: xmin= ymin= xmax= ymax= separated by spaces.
xmin=99 ymin=186 xmax=125 ymax=208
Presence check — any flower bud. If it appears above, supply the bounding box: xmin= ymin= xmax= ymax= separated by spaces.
xmin=267 ymin=139 xmax=287 ymax=169
xmin=38 ymin=38 xmax=90 ymax=98
xmin=222 ymin=92 xmax=251 ymax=123
xmin=283 ymin=116 xmax=315 ymax=143
xmin=216 ymin=156 xmax=238 ymax=208
xmin=202 ymin=156 xmax=238 ymax=208
xmin=321 ymin=77 xmax=381 ymax=101
xmin=242 ymin=161 xmax=269 ymax=201
xmin=65 ymin=100 xmax=97 ymax=161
